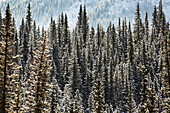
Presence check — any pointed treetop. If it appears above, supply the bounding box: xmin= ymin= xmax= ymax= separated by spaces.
xmin=51 ymin=16 xmax=53 ymax=24
xmin=0 ymin=9 xmax=3 ymax=29
xmin=5 ymin=3 xmax=12 ymax=27
xmin=77 ymin=4 xmax=83 ymax=26
xmin=159 ymin=0 xmax=163 ymax=11
xmin=65 ymin=13 xmax=68 ymax=24
xmin=26 ymin=3 xmax=32 ymax=31
xmin=145 ymin=12 xmax=149 ymax=28
xmin=145 ymin=12 xmax=148 ymax=21
xmin=135 ymin=3 xmax=141 ymax=18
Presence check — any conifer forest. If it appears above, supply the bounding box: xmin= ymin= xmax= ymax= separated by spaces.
xmin=0 ymin=0 xmax=169 ymax=113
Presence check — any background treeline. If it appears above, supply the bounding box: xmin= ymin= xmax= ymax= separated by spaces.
xmin=0 ymin=0 xmax=169 ymax=112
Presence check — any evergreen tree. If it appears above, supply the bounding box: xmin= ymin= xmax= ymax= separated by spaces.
xmin=26 ymin=3 xmax=34 ymax=62
xmin=63 ymin=14 xmax=70 ymax=85
xmin=91 ymin=49 xmax=106 ymax=113
xmin=22 ymin=23 xmax=29 ymax=71
xmin=50 ymin=19 xmax=61 ymax=88
xmin=69 ymin=32 xmax=81 ymax=95
xmin=117 ymin=17 xmax=122 ymax=63
xmin=12 ymin=18 xmax=18 ymax=56
xmin=0 ymin=9 xmax=3 ymax=36
xmin=19 ymin=18 xmax=24 ymax=48
xmin=82 ymin=5 xmax=89 ymax=46
xmin=32 ymin=21 xmax=38 ymax=51
xmin=61 ymin=13 xmax=64 ymax=28
xmin=97 ymin=24 xmax=101 ymax=51
xmin=147 ymin=82 xmax=158 ymax=113
xmin=133 ymin=3 xmax=143 ymax=105
xmin=139 ymin=66 xmax=149 ymax=112
xmin=127 ymin=21 xmax=134 ymax=64
xmin=57 ymin=16 xmax=61 ymax=47
xmin=133 ymin=3 xmax=142 ymax=45
xmin=0 ymin=2 xmax=169 ymax=113
xmin=50 ymin=76 xmax=62 ymax=113
xmin=61 ymin=84 xmax=73 ymax=113
xmin=92 ymin=73 xmax=106 ymax=113
xmin=88 ymin=92 xmax=95 ymax=113
xmin=26 ymin=3 xmax=32 ymax=32
xmin=158 ymin=0 xmax=163 ymax=35
xmin=151 ymin=5 xmax=158 ymax=35
xmin=64 ymin=14 xmax=69 ymax=46
xmin=103 ymin=51 xmax=110 ymax=105
xmin=77 ymin=4 xmax=83 ymax=34
xmin=0 ymin=4 xmax=20 ymax=112
xmin=160 ymin=13 xmax=167 ymax=37
xmin=73 ymin=90 xmax=84 ymax=113
xmin=125 ymin=61 xmax=137 ymax=113
xmin=161 ymin=28 xmax=170 ymax=112
xmin=144 ymin=12 xmax=150 ymax=44
xmin=25 ymin=32 xmax=51 ymax=112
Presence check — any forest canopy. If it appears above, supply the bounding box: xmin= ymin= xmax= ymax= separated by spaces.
xmin=0 ymin=0 xmax=169 ymax=112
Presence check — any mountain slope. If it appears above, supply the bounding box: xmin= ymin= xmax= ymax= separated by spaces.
xmin=0 ymin=0 xmax=169 ymax=30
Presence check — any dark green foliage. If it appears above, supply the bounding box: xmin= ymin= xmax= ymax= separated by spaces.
xmin=0 ymin=4 xmax=20 ymax=112
xmin=0 ymin=1 xmax=169 ymax=112
xmin=26 ymin=3 xmax=32 ymax=31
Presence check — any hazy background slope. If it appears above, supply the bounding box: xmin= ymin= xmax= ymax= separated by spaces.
xmin=0 ymin=0 xmax=169 ymax=30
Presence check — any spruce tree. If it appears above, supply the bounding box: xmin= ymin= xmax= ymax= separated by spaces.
xmin=91 ymin=49 xmax=106 ymax=113
xmin=77 ymin=4 xmax=83 ymax=34
xmin=144 ymin=12 xmax=150 ymax=44
xmin=161 ymin=28 xmax=170 ymax=112
xmin=0 ymin=4 xmax=20 ymax=113
xmin=133 ymin=3 xmax=143 ymax=105
xmin=61 ymin=84 xmax=73 ymax=113
xmin=33 ymin=21 xmax=38 ymax=51
xmin=139 ymin=66 xmax=150 ymax=112
xmin=133 ymin=3 xmax=142 ymax=45
xmin=88 ymin=92 xmax=95 ymax=113
xmin=26 ymin=3 xmax=32 ymax=32
xmin=82 ymin=5 xmax=89 ymax=46
xmin=151 ymin=5 xmax=158 ymax=40
xmin=97 ymin=24 xmax=101 ymax=51
xmin=125 ymin=61 xmax=137 ymax=113
xmin=19 ymin=18 xmax=24 ymax=48
xmin=61 ymin=13 xmax=64 ymax=28
xmin=147 ymin=82 xmax=158 ymax=112
xmin=12 ymin=18 xmax=19 ymax=56
xmin=103 ymin=51 xmax=110 ymax=105
xmin=25 ymin=32 xmax=51 ymax=112
xmin=0 ymin=9 xmax=2 ymax=35
xmin=92 ymin=73 xmax=106 ymax=113
xmin=73 ymin=90 xmax=84 ymax=113
xmin=69 ymin=32 xmax=81 ymax=95
xmin=127 ymin=21 xmax=134 ymax=64
xmin=158 ymin=0 xmax=163 ymax=35
xmin=50 ymin=76 xmax=62 ymax=113
xmin=57 ymin=16 xmax=61 ymax=47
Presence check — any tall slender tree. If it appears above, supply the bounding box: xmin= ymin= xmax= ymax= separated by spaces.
xmin=161 ymin=28 xmax=170 ymax=112
xmin=25 ymin=32 xmax=51 ymax=112
xmin=0 ymin=4 xmax=20 ymax=113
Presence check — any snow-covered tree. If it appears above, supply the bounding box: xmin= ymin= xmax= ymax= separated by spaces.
xmin=0 ymin=4 xmax=21 ymax=112
xmin=73 ymin=90 xmax=84 ymax=113
xmin=50 ymin=75 xmax=62 ymax=113
xmin=125 ymin=61 xmax=137 ymax=113
xmin=139 ymin=66 xmax=149 ymax=112
xmin=25 ymin=32 xmax=51 ymax=112
xmin=91 ymin=50 xmax=106 ymax=113
xmin=0 ymin=9 xmax=2 ymax=32
xmin=69 ymin=29 xmax=81 ymax=95
xmin=161 ymin=28 xmax=170 ymax=113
